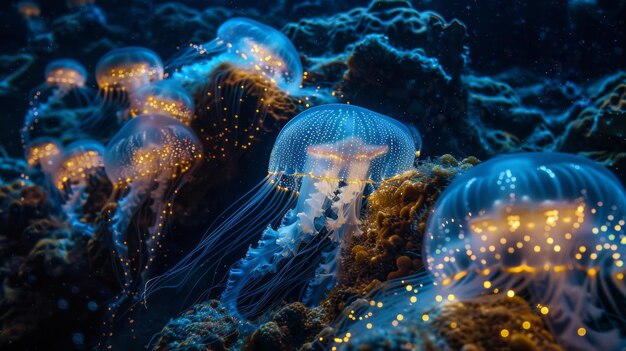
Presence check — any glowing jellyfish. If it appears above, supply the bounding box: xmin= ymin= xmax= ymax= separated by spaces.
xmin=96 ymin=47 xmax=164 ymax=100
xmin=146 ymin=104 xmax=417 ymax=324
xmin=17 ymin=1 xmax=54 ymax=50
xmin=333 ymin=152 xmax=626 ymax=350
xmin=52 ymin=140 xmax=105 ymax=236
xmin=104 ymin=114 xmax=202 ymax=288
xmin=23 ymin=59 xmax=93 ymax=145
xmin=169 ymin=18 xmax=307 ymax=160
xmin=129 ymin=80 xmax=194 ymax=124
xmin=25 ymin=137 xmax=63 ymax=175
xmin=171 ymin=17 xmax=302 ymax=94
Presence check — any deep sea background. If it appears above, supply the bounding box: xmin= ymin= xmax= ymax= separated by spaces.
xmin=0 ymin=0 xmax=625 ymax=350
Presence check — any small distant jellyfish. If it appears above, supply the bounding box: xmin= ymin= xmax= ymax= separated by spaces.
xmin=17 ymin=1 xmax=54 ymax=51
xmin=104 ymin=114 xmax=202 ymax=289
xmin=96 ymin=47 xmax=164 ymax=102
xmin=334 ymin=152 xmax=626 ymax=350
xmin=52 ymin=140 xmax=105 ymax=236
xmin=23 ymin=59 xmax=92 ymax=145
xmin=25 ymin=137 xmax=63 ymax=176
xmin=171 ymin=17 xmax=302 ymax=94
xmin=146 ymin=104 xmax=417 ymax=323
xmin=129 ymin=80 xmax=194 ymax=124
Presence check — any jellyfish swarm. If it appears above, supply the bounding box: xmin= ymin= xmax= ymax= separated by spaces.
xmin=23 ymin=59 xmax=92 ymax=145
xmin=95 ymin=47 xmax=164 ymax=106
xmin=328 ymin=152 xmax=626 ymax=350
xmin=52 ymin=140 xmax=105 ymax=236
xmin=171 ymin=18 xmax=302 ymax=95
xmin=146 ymin=104 xmax=416 ymax=323
xmin=104 ymin=114 xmax=202 ymax=288
xmin=129 ymin=80 xmax=194 ymax=125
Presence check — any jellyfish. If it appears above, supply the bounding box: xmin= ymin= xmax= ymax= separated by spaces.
xmin=129 ymin=80 xmax=194 ymax=125
xmin=95 ymin=46 xmax=164 ymax=105
xmin=23 ymin=59 xmax=93 ymax=145
xmin=25 ymin=137 xmax=63 ymax=176
xmin=51 ymin=140 xmax=105 ymax=237
xmin=17 ymin=1 xmax=54 ymax=51
xmin=104 ymin=114 xmax=202 ymax=289
xmin=333 ymin=152 xmax=626 ymax=350
xmin=145 ymin=104 xmax=417 ymax=324
xmin=170 ymin=17 xmax=302 ymax=94
xmin=169 ymin=18 xmax=307 ymax=161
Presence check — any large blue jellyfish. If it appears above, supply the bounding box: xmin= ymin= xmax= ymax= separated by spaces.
xmin=104 ymin=114 xmax=202 ymax=289
xmin=146 ymin=104 xmax=417 ymax=324
xmin=333 ymin=152 xmax=626 ymax=350
xmin=170 ymin=18 xmax=302 ymax=95
xmin=51 ymin=140 xmax=105 ymax=237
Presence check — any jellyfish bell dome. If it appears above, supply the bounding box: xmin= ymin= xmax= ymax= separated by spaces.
xmin=25 ymin=137 xmax=63 ymax=173
xmin=215 ymin=18 xmax=303 ymax=92
xmin=130 ymin=80 xmax=194 ymax=124
xmin=53 ymin=140 xmax=105 ymax=190
xmin=104 ymin=114 xmax=202 ymax=184
xmin=424 ymin=152 xmax=626 ymax=284
xmin=95 ymin=47 xmax=164 ymax=93
xmin=268 ymin=104 xmax=417 ymax=188
xmin=44 ymin=59 xmax=88 ymax=89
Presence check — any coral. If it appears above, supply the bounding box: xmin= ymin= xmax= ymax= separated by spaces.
xmin=0 ymin=181 xmax=52 ymax=240
xmin=557 ymin=72 xmax=626 ymax=169
xmin=154 ymin=300 xmax=241 ymax=351
xmin=323 ymin=155 xmax=479 ymax=318
xmin=245 ymin=302 xmax=326 ymax=351
xmin=429 ymin=295 xmax=563 ymax=351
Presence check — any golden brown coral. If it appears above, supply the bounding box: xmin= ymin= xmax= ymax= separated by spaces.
xmin=429 ymin=294 xmax=563 ymax=351
xmin=322 ymin=155 xmax=479 ymax=319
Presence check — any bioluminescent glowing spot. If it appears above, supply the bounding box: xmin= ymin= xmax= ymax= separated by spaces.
xmin=17 ymin=1 xmax=41 ymax=18
xmin=52 ymin=140 xmax=105 ymax=236
xmin=146 ymin=104 xmax=418 ymax=324
xmin=129 ymin=80 xmax=194 ymax=124
xmin=332 ymin=152 xmax=626 ymax=350
xmin=171 ymin=17 xmax=302 ymax=94
xmin=104 ymin=114 xmax=202 ymax=289
xmin=96 ymin=47 xmax=164 ymax=98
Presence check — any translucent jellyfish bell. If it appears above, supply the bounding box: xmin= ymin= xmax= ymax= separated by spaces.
xmin=424 ymin=152 xmax=626 ymax=350
xmin=44 ymin=59 xmax=87 ymax=91
xmin=172 ymin=17 xmax=302 ymax=93
xmin=25 ymin=137 xmax=63 ymax=175
xmin=129 ymin=80 xmax=194 ymax=124
xmin=96 ymin=47 xmax=164 ymax=96
xmin=104 ymin=114 xmax=202 ymax=289
xmin=269 ymin=104 xmax=417 ymax=187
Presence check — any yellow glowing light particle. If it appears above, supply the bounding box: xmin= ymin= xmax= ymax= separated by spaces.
xmin=397 ymin=314 xmax=404 ymax=321
xmin=522 ymin=321 xmax=531 ymax=329
xmin=366 ymin=323 xmax=372 ymax=329
xmin=577 ymin=327 xmax=586 ymax=336
xmin=422 ymin=314 xmax=430 ymax=322
xmin=500 ymin=329 xmax=509 ymax=338
xmin=410 ymin=296 xmax=417 ymax=303
xmin=483 ymin=281 xmax=492 ymax=289
xmin=540 ymin=306 xmax=549 ymax=315
xmin=506 ymin=290 xmax=515 ymax=298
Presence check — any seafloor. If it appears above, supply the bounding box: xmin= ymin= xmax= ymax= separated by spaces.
xmin=0 ymin=0 xmax=625 ymax=350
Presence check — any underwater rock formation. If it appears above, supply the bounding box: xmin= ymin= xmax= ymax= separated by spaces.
xmin=323 ymin=155 xmax=479 ymax=318
xmin=154 ymin=300 xmax=241 ymax=351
